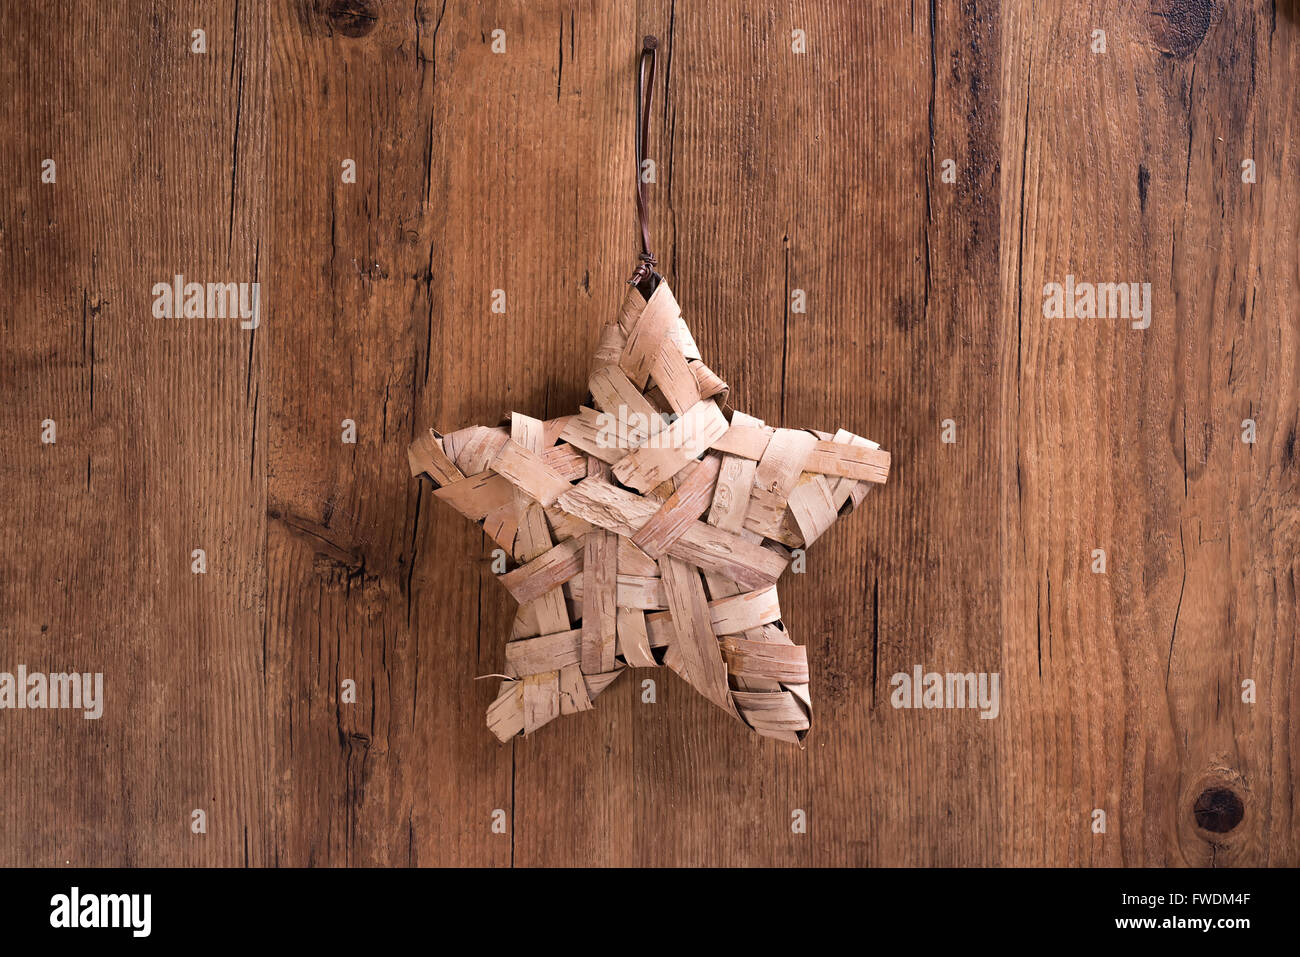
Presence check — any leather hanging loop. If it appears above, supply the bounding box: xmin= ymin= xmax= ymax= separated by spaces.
xmin=628 ymin=35 xmax=659 ymax=287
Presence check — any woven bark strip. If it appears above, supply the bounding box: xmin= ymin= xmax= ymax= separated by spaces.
xmin=660 ymin=556 xmax=737 ymax=715
xmin=708 ymin=585 xmax=782 ymax=633
xmin=616 ymin=607 xmax=658 ymax=668
xmin=828 ymin=428 xmax=882 ymax=512
xmin=630 ymin=452 xmax=723 ymax=557
xmin=720 ymin=637 xmax=810 ymax=684
xmin=786 ymin=472 xmax=840 ymax=546
xmin=497 ymin=537 xmax=584 ymax=604
xmin=557 ymin=408 xmax=635 ymax=464
xmin=408 ymin=429 xmax=464 ymax=485
xmin=491 ymin=439 xmax=572 ymax=507
xmin=445 ymin=425 xmax=509 ymax=475
xmin=541 ymin=442 xmax=589 ymax=481
xmin=580 ymin=529 xmax=619 ymax=673
xmin=610 ymin=400 xmax=729 ymax=492
xmin=589 ymin=365 xmax=662 ymax=425
xmin=430 ymin=471 xmax=514 ymax=522
xmin=802 ymin=441 xmax=891 ymax=483
xmin=505 ymin=628 xmax=582 ymax=677
xmin=522 ymin=672 xmax=561 ymax=733
xmin=558 ymin=664 xmax=593 ymax=714
xmin=409 ymin=279 xmax=890 ymax=743
xmin=710 ymin=422 xmax=773 ymax=461
xmin=567 ymin=573 xmax=666 ymax=610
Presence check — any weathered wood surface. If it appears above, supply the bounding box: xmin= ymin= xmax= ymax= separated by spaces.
xmin=1 ymin=0 xmax=1295 ymax=866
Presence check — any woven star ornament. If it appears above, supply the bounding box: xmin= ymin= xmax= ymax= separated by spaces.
xmin=407 ymin=37 xmax=890 ymax=744
xmin=408 ymin=276 xmax=889 ymax=743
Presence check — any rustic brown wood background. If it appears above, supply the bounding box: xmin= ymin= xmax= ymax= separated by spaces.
xmin=2 ymin=0 xmax=1296 ymax=867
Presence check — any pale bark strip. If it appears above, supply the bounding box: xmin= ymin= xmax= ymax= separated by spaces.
xmin=580 ymin=528 xmax=618 ymax=673
xmin=659 ymin=556 xmax=737 ymax=717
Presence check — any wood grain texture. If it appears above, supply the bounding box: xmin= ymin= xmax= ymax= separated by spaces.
xmin=1 ymin=0 xmax=1295 ymax=866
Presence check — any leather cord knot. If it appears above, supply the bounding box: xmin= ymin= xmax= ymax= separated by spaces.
xmin=628 ymin=251 xmax=658 ymax=286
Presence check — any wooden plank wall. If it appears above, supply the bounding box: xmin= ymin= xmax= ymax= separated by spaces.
xmin=1 ymin=0 xmax=1295 ymax=867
